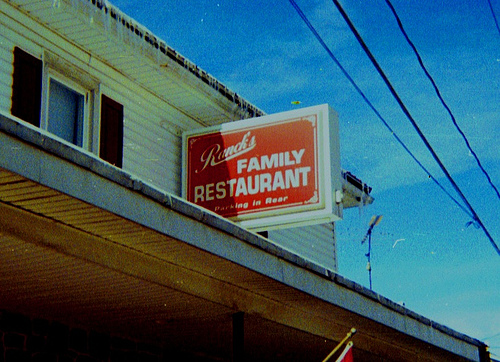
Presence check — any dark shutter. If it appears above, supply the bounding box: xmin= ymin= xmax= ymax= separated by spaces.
xmin=100 ymin=94 xmax=124 ymax=168
xmin=11 ymin=47 xmax=42 ymax=127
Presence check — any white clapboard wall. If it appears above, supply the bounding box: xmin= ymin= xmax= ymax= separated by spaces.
xmin=0 ymin=2 xmax=195 ymax=196
xmin=269 ymin=223 xmax=337 ymax=271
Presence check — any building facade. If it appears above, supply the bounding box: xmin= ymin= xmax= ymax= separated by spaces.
xmin=0 ymin=0 xmax=490 ymax=361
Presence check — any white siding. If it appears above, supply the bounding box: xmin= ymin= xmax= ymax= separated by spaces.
xmin=268 ymin=223 xmax=337 ymax=271
xmin=0 ymin=3 xmax=199 ymax=196
xmin=0 ymin=24 xmax=16 ymax=112
xmin=0 ymin=34 xmax=13 ymax=103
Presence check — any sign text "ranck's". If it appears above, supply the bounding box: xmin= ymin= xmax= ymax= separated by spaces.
xmin=197 ymin=131 xmax=256 ymax=173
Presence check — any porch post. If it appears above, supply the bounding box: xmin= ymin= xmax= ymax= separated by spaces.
xmin=232 ymin=312 xmax=244 ymax=362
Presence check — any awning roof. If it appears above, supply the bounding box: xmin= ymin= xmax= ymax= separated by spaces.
xmin=0 ymin=113 xmax=486 ymax=361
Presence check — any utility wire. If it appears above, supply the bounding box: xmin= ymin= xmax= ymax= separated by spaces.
xmin=287 ymin=0 xmax=473 ymax=218
xmin=330 ymin=0 xmax=500 ymax=256
xmin=385 ymin=0 xmax=500 ymax=201
xmin=487 ymin=0 xmax=500 ymax=37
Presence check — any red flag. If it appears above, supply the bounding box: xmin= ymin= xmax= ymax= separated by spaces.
xmin=335 ymin=341 xmax=353 ymax=362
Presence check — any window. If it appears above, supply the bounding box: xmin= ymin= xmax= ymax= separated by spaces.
xmin=47 ymin=77 xmax=85 ymax=147
xmin=10 ymin=47 xmax=124 ymax=168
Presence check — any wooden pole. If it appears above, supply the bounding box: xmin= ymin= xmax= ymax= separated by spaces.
xmin=322 ymin=328 xmax=357 ymax=362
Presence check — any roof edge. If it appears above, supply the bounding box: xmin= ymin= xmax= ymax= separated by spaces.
xmin=82 ymin=0 xmax=266 ymax=119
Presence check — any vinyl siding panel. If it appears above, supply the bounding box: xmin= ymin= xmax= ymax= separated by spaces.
xmin=268 ymin=223 xmax=337 ymax=271
xmin=0 ymin=71 xmax=11 ymax=111
xmin=108 ymin=86 xmax=194 ymax=195
xmin=123 ymin=112 xmax=183 ymax=195
xmin=118 ymin=87 xmax=188 ymax=195
xmin=0 ymin=27 xmax=15 ymax=113
xmin=100 ymin=69 xmax=196 ymax=195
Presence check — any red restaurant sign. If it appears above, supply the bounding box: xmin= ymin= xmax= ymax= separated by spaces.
xmin=182 ymin=104 xmax=342 ymax=230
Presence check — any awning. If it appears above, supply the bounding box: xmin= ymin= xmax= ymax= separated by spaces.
xmin=0 ymin=113 xmax=487 ymax=361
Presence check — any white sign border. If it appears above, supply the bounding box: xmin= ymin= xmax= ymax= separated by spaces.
xmin=182 ymin=104 xmax=342 ymax=231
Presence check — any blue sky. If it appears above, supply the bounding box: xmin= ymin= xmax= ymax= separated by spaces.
xmin=109 ymin=0 xmax=500 ymax=357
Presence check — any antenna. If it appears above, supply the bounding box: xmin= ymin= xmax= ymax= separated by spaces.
xmin=361 ymin=215 xmax=383 ymax=290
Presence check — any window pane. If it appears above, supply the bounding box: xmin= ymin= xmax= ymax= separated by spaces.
xmin=48 ymin=79 xmax=84 ymax=147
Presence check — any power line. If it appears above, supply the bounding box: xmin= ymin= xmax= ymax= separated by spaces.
xmin=487 ymin=0 xmax=500 ymax=37
xmin=287 ymin=0 xmax=472 ymax=219
xmin=287 ymin=0 xmax=474 ymax=219
xmin=384 ymin=0 xmax=500 ymax=202
xmin=289 ymin=0 xmax=500 ymax=256
xmin=330 ymin=0 xmax=500 ymax=256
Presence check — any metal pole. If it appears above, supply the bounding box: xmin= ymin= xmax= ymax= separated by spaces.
xmin=368 ymin=230 xmax=372 ymax=290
